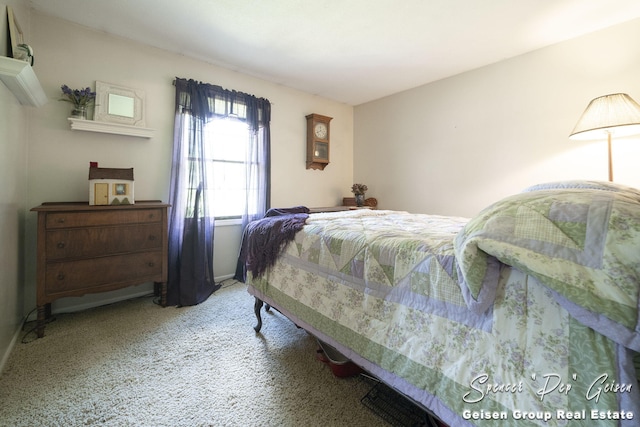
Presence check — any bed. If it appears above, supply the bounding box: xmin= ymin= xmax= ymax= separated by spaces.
xmin=241 ymin=181 xmax=640 ymax=427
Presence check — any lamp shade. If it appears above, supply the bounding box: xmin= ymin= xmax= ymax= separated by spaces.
xmin=569 ymin=93 xmax=640 ymax=140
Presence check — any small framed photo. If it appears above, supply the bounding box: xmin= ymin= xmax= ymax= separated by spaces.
xmin=7 ymin=6 xmax=24 ymax=59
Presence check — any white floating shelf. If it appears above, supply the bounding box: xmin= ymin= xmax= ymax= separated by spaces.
xmin=0 ymin=56 xmax=47 ymax=107
xmin=68 ymin=118 xmax=155 ymax=139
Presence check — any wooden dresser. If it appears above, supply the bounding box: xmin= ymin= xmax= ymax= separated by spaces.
xmin=31 ymin=201 xmax=169 ymax=338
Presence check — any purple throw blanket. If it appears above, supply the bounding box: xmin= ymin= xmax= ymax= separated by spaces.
xmin=238 ymin=206 xmax=310 ymax=280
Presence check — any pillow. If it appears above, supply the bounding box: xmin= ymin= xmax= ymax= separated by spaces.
xmin=522 ymin=180 xmax=640 ymax=202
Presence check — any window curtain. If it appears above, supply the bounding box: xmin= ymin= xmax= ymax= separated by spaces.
xmin=167 ymin=78 xmax=271 ymax=306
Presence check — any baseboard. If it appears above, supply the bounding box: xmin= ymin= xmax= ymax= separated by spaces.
xmin=25 ymin=275 xmax=237 ymax=323
xmin=0 ymin=321 xmax=24 ymax=376
xmin=216 ymin=273 xmax=235 ymax=283
xmin=25 ymin=286 xmax=154 ymax=322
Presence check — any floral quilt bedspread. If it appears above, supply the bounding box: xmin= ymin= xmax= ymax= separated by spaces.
xmin=455 ymin=181 xmax=640 ymax=352
xmin=247 ymin=202 xmax=640 ymax=426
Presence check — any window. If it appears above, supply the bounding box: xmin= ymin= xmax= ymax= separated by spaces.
xmin=168 ymin=78 xmax=270 ymax=305
xmin=186 ymin=117 xmax=252 ymax=219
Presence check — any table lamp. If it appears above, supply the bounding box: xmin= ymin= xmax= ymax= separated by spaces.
xmin=569 ymin=93 xmax=640 ymax=181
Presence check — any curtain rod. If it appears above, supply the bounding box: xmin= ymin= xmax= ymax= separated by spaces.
xmin=171 ymin=79 xmax=273 ymax=104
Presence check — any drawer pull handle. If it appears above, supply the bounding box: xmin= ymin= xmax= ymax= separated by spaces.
xmin=56 ymin=273 xmax=65 ymax=280
xmin=148 ymin=235 xmax=156 ymax=241
xmin=57 ymin=218 xmax=65 ymax=224
xmin=148 ymin=262 xmax=155 ymax=267
xmin=57 ymin=242 xmax=65 ymax=249
xmin=148 ymin=214 xmax=155 ymax=219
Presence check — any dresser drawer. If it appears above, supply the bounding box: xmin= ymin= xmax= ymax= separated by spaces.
xmin=46 ymin=224 xmax=163 ymax=260
xmin=45 ymin=251 xmax=164 ymax=294
xmin=46 ymin=209 xmax=162 ymax=229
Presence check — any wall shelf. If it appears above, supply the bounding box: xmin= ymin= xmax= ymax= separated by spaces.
xmin=0 ymin=56 xmax=47 ymax=107
xmin=68 ymin=118 xmax=155 ymax=139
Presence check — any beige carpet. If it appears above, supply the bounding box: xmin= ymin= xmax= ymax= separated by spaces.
xmin=0 ymin=281 xmax=389 ymax=427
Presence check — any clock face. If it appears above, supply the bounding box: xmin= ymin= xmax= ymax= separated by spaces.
xmin=314 ymin=122 xmax=328 ymax=139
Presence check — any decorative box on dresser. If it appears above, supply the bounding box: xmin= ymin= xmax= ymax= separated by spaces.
xmin=31 ymin=201 xmax=169 ymax=338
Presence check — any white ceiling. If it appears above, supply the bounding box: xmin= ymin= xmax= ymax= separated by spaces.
xmin=28 ymin=0 xmax=640 ymax=105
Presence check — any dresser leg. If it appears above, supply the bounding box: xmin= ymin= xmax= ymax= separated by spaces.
xmin=155 ymin=281 xmax=167 ymax=306
xmin=36 ymin=305 xmax=46 ymax=338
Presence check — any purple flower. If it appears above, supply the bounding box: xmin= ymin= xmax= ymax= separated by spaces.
xmin=59 ymin=84 xmax=96 ymax=107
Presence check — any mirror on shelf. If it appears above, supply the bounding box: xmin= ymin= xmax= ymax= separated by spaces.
xmin=108 ymin=93 xmax=135 ymax=118
xmin=94 ymin=81 xmax=146 ymax=126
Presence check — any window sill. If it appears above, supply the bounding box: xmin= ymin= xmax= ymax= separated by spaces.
xmin=215 ymin=218 xmax=242 ymax=227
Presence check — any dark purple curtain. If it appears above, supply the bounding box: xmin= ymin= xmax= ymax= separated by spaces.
xmin=167 ymin=78 xmax=271 ymax=306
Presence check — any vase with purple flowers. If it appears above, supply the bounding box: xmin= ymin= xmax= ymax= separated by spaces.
xmin=60 ymin=84 xmax=96 ymax=120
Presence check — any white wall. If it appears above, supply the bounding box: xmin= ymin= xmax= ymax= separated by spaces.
xmin=0 ymin=1 xmax=31 ymax=371
xmin=355 ymin=18 xmax=640 ymax=218
xmin=23 ymin=12 xmax=353 ymax=315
